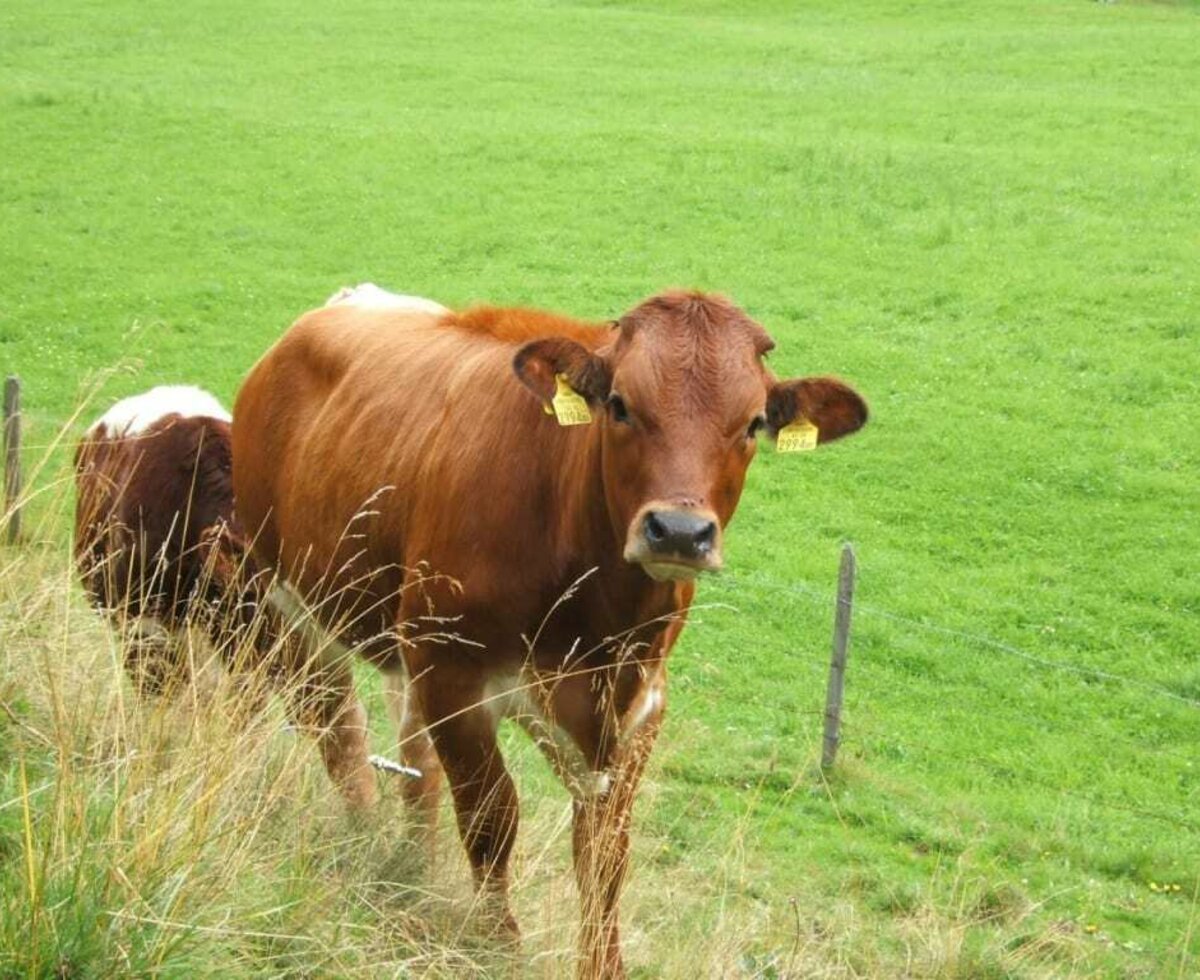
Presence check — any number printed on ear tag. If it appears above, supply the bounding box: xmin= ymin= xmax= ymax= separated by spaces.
xmin=776 ymin=419 xmax=819 ymax=453
xmin=551 ymin=373 xmax=592 ymax=426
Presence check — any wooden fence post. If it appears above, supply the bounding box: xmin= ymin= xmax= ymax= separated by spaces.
xmin=821 ymin=543 xmax=856 ymax=768
xmin=4 ymin=375 xmax=21 ymax=545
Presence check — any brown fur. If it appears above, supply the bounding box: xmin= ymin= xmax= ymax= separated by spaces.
xmin=232 ymin=291 xmax=868 ymax=978
xmin=75 ymin=415 xmax=235 ymax=619
xmin=74 ymin=413 xmax=263 ymax=694
xmin=448 ymin=304 xmax=607 ymax=347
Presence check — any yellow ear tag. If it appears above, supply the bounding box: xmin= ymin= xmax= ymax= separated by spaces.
xmin=550 ymin=373 xmax=592 ymax=426
xmin=776 ymin=418 xmax=819 ymax=453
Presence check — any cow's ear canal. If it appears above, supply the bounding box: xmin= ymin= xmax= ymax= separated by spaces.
xmin=513 ymin=338 xmax=612 ymax=405
xmin=766 ymin=377 xmax=868 ymax=444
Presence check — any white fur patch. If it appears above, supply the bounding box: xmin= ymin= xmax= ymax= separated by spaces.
xmin=324 ymin=283 xmax=448 ymax=315
xmin=622 ymin=682 xmax=663 ymax=742
xmin=88 ymin=385 xmax=231 ymax=437
xmin=121 ymin=614 xmax=173 ymax=646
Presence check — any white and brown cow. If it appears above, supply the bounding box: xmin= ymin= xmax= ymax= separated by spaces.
xmin=74 ymin=385 xmax=263 ymax=694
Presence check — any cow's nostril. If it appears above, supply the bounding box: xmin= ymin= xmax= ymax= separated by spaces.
xmin=644 ymin=511 xmax=667 ymax=544
xmin=694 ymin=521 xmax=716 ymax=552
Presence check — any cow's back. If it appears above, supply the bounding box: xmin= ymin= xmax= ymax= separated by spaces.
xmin=234 ymin=305 xmax=600 ymax=647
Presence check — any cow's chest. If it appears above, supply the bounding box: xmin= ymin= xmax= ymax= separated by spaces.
xmin=482 ymin=666 xmax=663 ymax=800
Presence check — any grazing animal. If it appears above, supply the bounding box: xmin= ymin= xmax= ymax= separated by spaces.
xmin=74 ymin=386 xmax=262 ymax=693
xmin=232 ymin=291 xmax=868 ymax=977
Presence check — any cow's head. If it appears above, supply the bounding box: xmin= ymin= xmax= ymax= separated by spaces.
xmin=513 ymin=292 xmax=867 ymax=582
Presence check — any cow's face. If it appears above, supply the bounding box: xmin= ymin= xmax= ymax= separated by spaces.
xmin=514 ymin=292 xmax=867 ymax=582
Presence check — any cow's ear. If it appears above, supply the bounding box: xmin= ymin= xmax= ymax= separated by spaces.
xmin=513 ymin=338 xmax=613 ymax=404
xmin=766 ymin=377 xmax=868 ymax=444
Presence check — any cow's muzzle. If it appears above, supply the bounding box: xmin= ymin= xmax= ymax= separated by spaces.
xmin=623 ymin=505 xmax=723 ymax=582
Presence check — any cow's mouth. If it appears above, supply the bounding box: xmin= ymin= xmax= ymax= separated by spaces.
xmin=636 ymin=557 xmax=723 ymax=583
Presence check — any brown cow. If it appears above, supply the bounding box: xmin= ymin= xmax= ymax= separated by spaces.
xmin=74 ymin=386 xmax=265 ymax=694
xmin=232 ymin=291 xmax=867 ymax=977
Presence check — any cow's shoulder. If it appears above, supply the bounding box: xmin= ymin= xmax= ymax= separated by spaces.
xmin=447 ymin=305 xmax=606 ymax=350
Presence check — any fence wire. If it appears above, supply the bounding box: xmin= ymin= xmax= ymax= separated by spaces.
xmin=837 ymin=720 xmax=1200 ymax=834
xmin=716 ymin=569 xmax=1200 ymax=711
xmin=686 ymin=563 xmax=1199 ymax=836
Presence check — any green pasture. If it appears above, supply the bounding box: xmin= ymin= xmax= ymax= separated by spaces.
xmin=2 ymin=0 xmax=1198 ymax=975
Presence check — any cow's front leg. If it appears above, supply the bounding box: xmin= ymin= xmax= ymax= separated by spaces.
xmin=417 ymin=668 xmax=520 ymax=936
xmin=572 ymin=688 xmax=664 ymax=980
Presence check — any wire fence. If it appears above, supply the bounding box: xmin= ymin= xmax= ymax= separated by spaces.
xmin=840 ymin=721 xmax=1200 ymax=834
xmin=715 ymin=568 xmax=1200 ymax=711
xmin=685 ymin=562 xmax=1200 ymax=838
xmin=5 ymin=375 xmax=1196 ymax=842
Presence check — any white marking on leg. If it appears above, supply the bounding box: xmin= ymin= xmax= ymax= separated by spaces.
xmin=382 ymin=668 xmax=408 ymax=733
xmin=88 ymin=385 xmax=231 ymax=437
xmin=621 ymin=681 xmax=663 ymax=744
xmin=123 ymin=614 xmax=174 ymax=647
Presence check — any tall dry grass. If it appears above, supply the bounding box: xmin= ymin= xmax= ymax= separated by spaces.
xmin=0 ymin=427 xmax=1090 ymax=978
xmin=0 ymin=433 xmax=797 ymax=979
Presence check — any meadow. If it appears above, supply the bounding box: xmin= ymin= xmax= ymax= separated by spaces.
xmin=2 ymin=0 xmax=1199 ymax=975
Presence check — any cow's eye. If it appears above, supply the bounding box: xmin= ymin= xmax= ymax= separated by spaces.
xmin=747 ymin=415 xmax=767 ymax=439
xmin=607 ymin=394 xmax=630 ymax=424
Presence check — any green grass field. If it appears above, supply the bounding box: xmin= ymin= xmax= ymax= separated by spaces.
xmin=2 ymin=0 xmax=1199 ymax=976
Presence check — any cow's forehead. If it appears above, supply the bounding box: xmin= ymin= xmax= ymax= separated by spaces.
xmin=612 ymin=293 xmax=772 ymax=414
xmin=616 ymin=291 xmax=773 ymax=352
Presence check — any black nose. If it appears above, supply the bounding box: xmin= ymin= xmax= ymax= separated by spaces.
xmin=642 ymin=510 xmax=717 ymax=560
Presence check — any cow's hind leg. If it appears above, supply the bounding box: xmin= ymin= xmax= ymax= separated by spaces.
xmin=272 ymin=600 xmax=377 ymax=811
xmin=382 ymin=668 xmax=444 ymax=844
xmin=287 ymin=657 xmax=376 ymax=811
xmin=413 ymin=663 xmax=520 ymax=937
